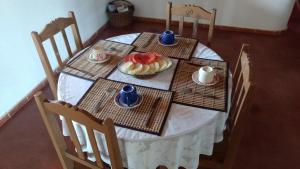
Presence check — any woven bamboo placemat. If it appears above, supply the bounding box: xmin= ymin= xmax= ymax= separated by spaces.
xmin=170 ymin=58 xmax=228 ymax=112
xmin=132 ymin=32 xmax=198 ymax=60
xmin=62 ymin=40 xmax=134 ymax=81
xmin=77 ymin=78 xmax=173 ymax=135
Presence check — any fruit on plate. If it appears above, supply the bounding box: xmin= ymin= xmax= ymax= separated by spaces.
xmin=119 ymin=61 xmax=134 ymax=73
xmin=90 ymin=50 xmax=113 ymax=61
xmin=158 ymin=58 xmax=169 ymax=71
xmin=124 ymin=52 xmax=161 ymax=64
xmin=119 ymin=52 xmax=172 ymax=75
xmin=139 ymin=64 xmax=150 ymax=75
xmin=128 ymin=63 xmax=144 ymax=75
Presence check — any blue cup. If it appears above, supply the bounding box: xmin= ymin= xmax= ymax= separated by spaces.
xmin=160 ymin=30 xmax=175 ymax=45
xmin=119 ymin=85 xmax=138 ymax=106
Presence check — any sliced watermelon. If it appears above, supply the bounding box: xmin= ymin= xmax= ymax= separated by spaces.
xmin=140 ymin=54 xmax=150 ymax=64
xmin=125 ymin=52 xmax=162 ymax=64
xmin=147 ymin=53 xmax=157 ymax=64
xmin=124 ymin=54 xmax=135 ymax=62
xmin=132 ymin=55 xmax=145 ymax=64
xmin=141 ymin=52 xmax=161 ymax=64
xmin=154 ymin=53 xmax=162 ymax=62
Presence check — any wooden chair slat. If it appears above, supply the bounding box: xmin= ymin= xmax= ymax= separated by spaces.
xmin=192 ymin=17 xmax=198 ymax=38
xmin=233 ymin=44 xmax=250 ymax=78
xmin=232 ymin=64 xmax=242 ymax=98
xmin=65 ymin=117 xmax=85 ymax=159
xmin=34 ymin=93 xmax=123 ymax=169
xmin=241 ymin=54 xmax=251 ymax=82
xmin=232 ymin=44 xmax=250 ymax=99
xmin=166 ymin=2 xmax=172 ymax=30
xmin=233 ymin=88 xmax=248 ymax=127
xmin=230 ymin=85 xmax=244 ymax=127
xmin=103 ymin=119 xmax=123 ymax=169
xmin=31 ymin=11 xmax=83 ymax=98
xmin=231 ymin=71 xmax=243 ymax=108
xmin=208 ymin=9 xmax=216 ymax=45
xmin=179 ymin=16 xmax=184 ymax=35
xmin=166 ymin=2 xmax=216 ymax=44
xmin=49 ymin=36 xmax=63 ymax=67
xmin=61 ymin=29 xmax=73 ymax=58
xmin=86 ymin=127 xmax=105 ymax=168
xmin=31 ymin=32 xmax=58 ymax=98
xmin=68 ymin=11 xmax=83 ymax=51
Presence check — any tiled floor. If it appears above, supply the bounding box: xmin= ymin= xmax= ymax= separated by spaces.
xmin=1 ymin=21 xmax=300 ymax=169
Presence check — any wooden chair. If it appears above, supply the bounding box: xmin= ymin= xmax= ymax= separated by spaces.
xmin=166 ymin=2 xmax=216 ymax=45
xmin=199 ymin=44 xmax=255 ymax=169
xmin=232 ymin=44 xmax=250 ymax=97
xmin=34 ymin=92 xmax=123 ymax=169
xmin=32 ymin=11 xmax=83 ymax=99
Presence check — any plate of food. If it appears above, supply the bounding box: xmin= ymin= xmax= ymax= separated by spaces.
xmin=88 ymin=52 xmax=111 ymax=63
xmin=87 ymin=46 xmax=115 ymax=64
xmin=117 ymin=52 xmax=172 ymax=77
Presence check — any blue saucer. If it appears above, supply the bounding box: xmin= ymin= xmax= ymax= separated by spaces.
xmin=158 ymin=36 xmax=179 ymax=47
xmin=114 ymin=93 xmax=143 ymax=109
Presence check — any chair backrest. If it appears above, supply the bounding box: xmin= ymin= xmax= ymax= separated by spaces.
xmin=31 ymin=11 xmax=83 ymax=98
xmin=232 ymin=44 xmax=250 ymax=96
xmin=34 ymin=92 xmax=123 ymax=169
xmin=166 ymin=2 xmax=216 ymax=44
xmin=223 ymin=44 xmax=254 ymax=169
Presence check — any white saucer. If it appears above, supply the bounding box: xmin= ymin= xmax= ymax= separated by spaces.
xmin=158 ymin=37 xmax=179 ymax=47
xmin=192 ymin=71 xmax=220 ymax=86
xmin=114 ymin=93 xmax=143 ymax=109
xmin=88 ymin=53 xmax=110 ymax=64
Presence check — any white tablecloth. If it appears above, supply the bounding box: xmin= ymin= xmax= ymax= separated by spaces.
xmin=57 ymin=33 xmax=232 ymax=169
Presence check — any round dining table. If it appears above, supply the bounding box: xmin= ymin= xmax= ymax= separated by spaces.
xmin=57 ymin=33 xmax=232 ymax=169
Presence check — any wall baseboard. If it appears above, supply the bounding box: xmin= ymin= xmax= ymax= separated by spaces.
xmin=0 ymin=79 xmax=48 ymax=127
xmin=0 ymin=21 xmax=109 ymax=128
xmin=133 ymin=16 xmax=286 ymax=36
xmin=84 ymin=21 xmax=109 ymax=47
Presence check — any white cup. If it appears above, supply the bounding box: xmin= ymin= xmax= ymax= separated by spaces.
xmin=92 ymin=46 xmax=103 ymax=56
xmin=198 ymin=66 xmax=215 ymax=84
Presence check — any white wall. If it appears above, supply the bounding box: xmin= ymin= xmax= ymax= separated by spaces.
xmin=130 ymin=0 xmax=295 ymax=31
xmin=0 ymin=0 xmax=109 ymax=118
